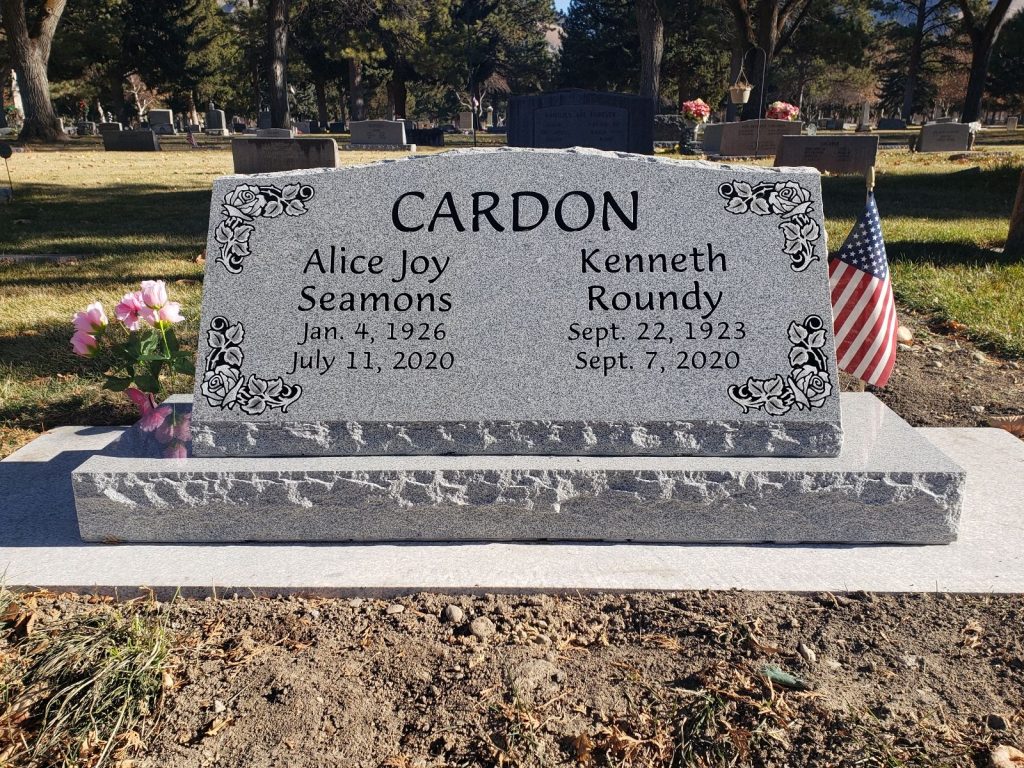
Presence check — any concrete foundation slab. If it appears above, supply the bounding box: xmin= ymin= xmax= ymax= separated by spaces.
xmin=71 ymin=395 xmax=962 ymax=545
xmin=2 ymin=412 xmax=1021 ymax=595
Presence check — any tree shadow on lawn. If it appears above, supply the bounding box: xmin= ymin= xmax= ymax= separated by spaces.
xmin=0 ymin=183 xmax=212 ymax=256
xmin=821 ymin=164 xmax=1022 ymax=222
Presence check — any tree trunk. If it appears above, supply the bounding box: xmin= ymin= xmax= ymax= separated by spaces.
xmin=740 ymin=49 xmax=772 ymax=120
xmin=1006 ymin=168 xmax=1024 ymax=256
xmin=957 ymin=0 xmax=1013 ymax=124
xmin=267 ymin=0 xmax=290 ymax=128
xmin=388 ymin=77 xmax=407 ymax=120
xmin=1 ymin=0 xmax=67 ymax=143
xmin=348 ymin=59 xmax=364 ymax=122
xmin=961 ymin=42 xmax=992 ymax=123
xmin=314 ymin=77 xmax=329 ymax=125
xmin=902 ymin=0 xmax=927 ymax=121
xmin=635 ymin=0 xmax=663 ymax=102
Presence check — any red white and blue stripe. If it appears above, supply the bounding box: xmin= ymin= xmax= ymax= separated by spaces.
xmin=828 ymin=193 xmax=898 ymax=387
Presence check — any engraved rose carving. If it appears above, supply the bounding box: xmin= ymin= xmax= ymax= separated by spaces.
xmin=728 ymin=315 xmax=833 ymax=417
xmin=199 ymin=316 xmax=302 ymax=414
xmin=767 ymin=180 xmax=812 ymax=217
xmin=718 ymin=180 xmax=822 ymax=271
xmin=788 ymin=364 xmax=833 ymax=410
xmin=215 ymin=183 xmax=314 ymax=274
xmin=223 ymin=184 xmax=270 ymax=219
xmin=201 ymin=364 xmax=245 ymax=409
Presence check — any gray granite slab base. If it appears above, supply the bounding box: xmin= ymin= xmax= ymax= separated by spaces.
xmin=72 ymin=394 xmax=963 ymax=545
xmin=4 ymin=419 xmax=1022 ymax=594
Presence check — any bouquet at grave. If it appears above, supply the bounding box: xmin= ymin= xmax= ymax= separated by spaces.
xmin=767 ymin=101 xmax=800 ymax=121
xmin=681 ymin=99 xmax=712 ymax=123
xmin=71 ymin=280 xmax=194 ymax=418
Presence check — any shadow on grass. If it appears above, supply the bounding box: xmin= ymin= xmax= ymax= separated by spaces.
xmin=821 ymin=164 xmax=1022 ymax=222
xmin=0 ymin=183 xmax=212 ymax=257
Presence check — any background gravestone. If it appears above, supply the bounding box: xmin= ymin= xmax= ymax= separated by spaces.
xmin=508 ymin=91 xmax=655 ymax=154
xmin=917 ymin=122 xmax=971 ymax=152
xmin=206 ymin=108 xmax=229 ymax=136
xmin=877 ymin=118 xmax=907 ymax=130
xmin=102 ymin=130 xmax=161 ymax=152
xmin=148 ymin=109 xmax=175 ymax=135
xmin=653 ymin=115 xmax=687 ymax=143
xmin=701 ymin=123 xmax=724 ymax=154
xmin=718 ymin=119 xmax=802 ymax=157
xmin=231 ymin=137 xmax=338 ymax=173
xmin=775 ymin=135 xmax=878 ymax=175
xmin=193 ymin=148 xmax=840 ymax=459
xmin=348 ymin=119 xmax=414 ymax=150
xmin=97 ymin=122 xmax=122 ymax=133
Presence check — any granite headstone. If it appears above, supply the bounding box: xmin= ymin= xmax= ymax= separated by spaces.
xmin=508 ymin=91 xmax=655 ymax=155
xmin=348 ymin=120 xmax=414 ymax=150
xmin=192 ymin=148 xmax=841 ymax=458
xmin=102 ymin=130 xmax=161 ymax=152
xmin=97 ymin=122 xmax=123 ymax=133
xmin=231 ymin=138 xmax=339 ymax=174
xmin=1006 ymin=117 xmax=1018 ymax=131
xmin=718 ymin=120 xmax=802 ymax=157
xmin=653 ymin=114 xmax=687 ymax=142
xmin=917 ymin=122 xmax=971 ymax=152
xmin=774 ymin=135 xmax=878 ymax=175
xmin=206 ymin=109 xmax=229 ymax=136
xmin=149 ymin=109 xmax=175 ymax=135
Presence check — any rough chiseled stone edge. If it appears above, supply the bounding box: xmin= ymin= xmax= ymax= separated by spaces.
xmin=72 ymin=464 xmax=963 ymax=544
xmin=189 ymin=418 xmax=844 ymax=458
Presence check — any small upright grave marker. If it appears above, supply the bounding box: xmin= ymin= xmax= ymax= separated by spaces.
xmin=717 ymin=120 xmax=801 ymax=157
xmin=231 ymin=137 xmax=339 ymax=174
xmin=348 ymin=120 xmax=415 ymax=150
xmin=917 ymin=122 xmax=972 ymax=152
xmin=775 ymin=135 xmax=878 ymax=175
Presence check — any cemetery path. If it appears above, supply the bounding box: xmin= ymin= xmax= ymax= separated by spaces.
xmin=3 ymin=590 xmax=1022 ymax=767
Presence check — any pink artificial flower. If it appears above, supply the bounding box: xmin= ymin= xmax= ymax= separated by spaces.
xmin=163 ymin=442 xmax=188 ymax=459
xmin=115 ymin=291 xmax=147 ymax=331
xmin=73 ymin=302 xmax=108 ymax=334
xmin=139 ymin=280 xmax=168 ymax=309
xmin=70 ymin=330 xmax=99 ymax=357
xmin=125 ymin=387 xmax=158 ymax=417
xmin=140 ymin=404 xmax=172 ymax=433
xmin=155 ymin=410 xmax=191 ymax=444
xmin=142 ymin=301 xmax=185 ymax=326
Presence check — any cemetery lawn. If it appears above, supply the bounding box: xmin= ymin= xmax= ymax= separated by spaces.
xmin=1 ymin=145 xmax=1023 ymax=456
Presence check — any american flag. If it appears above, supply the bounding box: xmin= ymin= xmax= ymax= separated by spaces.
xmin=186 ymin=129 xmax=199 ymax=149
xmin=829 ymin=192 xmax=898 ymax=387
